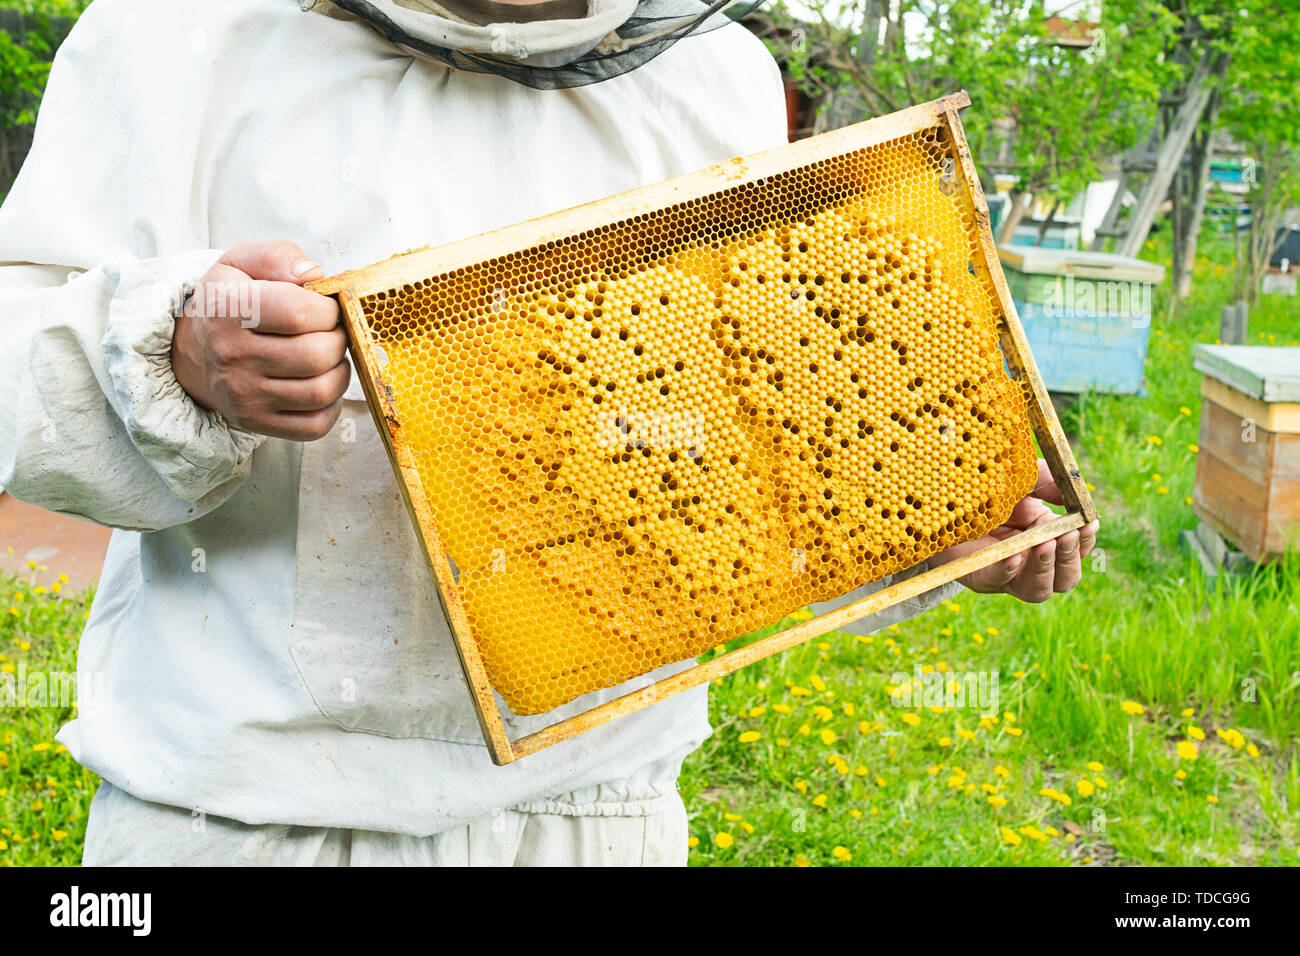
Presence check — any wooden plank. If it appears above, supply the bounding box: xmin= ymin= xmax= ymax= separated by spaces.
xmin=1194 ymin=344 xmax=1300 ymax=403
xmin=941 ymin=107 xmax=1098 ymax=523
xmin=308 ymin=92 xmax=972 ymax=299
xmin=508 ymin=511 xmax=1085 ymax=760
xmin=1193 ymin=447 xmax=1268 ymax=562
xmin=1263 ymin=433 xmax=1300 ymax=557
xmin=337 ymin=288 xmax=516 ymax=765
xmin=1199 ymin=397 xmax=1271 ymax=487
xmin=1202 ymin=376 xmax=1300 ymax=435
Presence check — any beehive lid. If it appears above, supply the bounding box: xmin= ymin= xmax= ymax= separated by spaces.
xmin=1194 ymin=345 xmax=1300 ymax=402
xmin=997 ymin=244 xmax=1166 ymax=284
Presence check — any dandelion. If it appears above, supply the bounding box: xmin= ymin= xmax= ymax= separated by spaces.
xmin=1179 ymin=406 xmax=1192 ymax=416
xmin=713 ymin=833 xmax=734 ymax=849
xmin=1086 ymin=761 xmax=1104 ymax=773
xmin=987 ymin=795 xmax=1008 ymax=809
xmin=1216 ymin=728 xmax=1246 ymax=749
xmin=1206 ymin=795 xmax=1219 ymax=804
xmin=957 ymin=729 xmax=976 ymax=741
xmin=1076 ymin=779 xmax=1095 ymax=797
xmin=874 ymin=776 xmax=887 ymax=788
xmin=832 ymin=845 xmax=852 ymax=862
xmin=1121 ymin=700 xmax=1145 ymax=716
xmin=740 ymin=822 xmax=755 ymax=835
xmin=1000 ymin=827 xmax=1022 ymax=846
xmin=790 ymin=686 xmax=811 ymax=698
xmin=1005 ymin=727 xmax=1024 ymax=737
xmin=1020 ymin=825 xmax=1047 ymax=842
xmin=687 ymin=836 xmax=699 ymax=849
xmin=994 ymin=765 xmax=1011 ymax=778
xmin=1175 ymin=769 xmax=1187 ymax=780
xmin=812 ymin=794 xmax=828 ymax=808
xmin=794 ymin=855 xmax=811 ymax=867
xmin=1146 ymin=435 xmax=1163 ymax=446
xmin=794 ymin=779 xmax=808 ymax=794
xmin=1177 ymin=741 xmax=1198 ymax=761
xmin=1246 ymin=744 xmax=1261 ymax=758
xmin=32 ymin=742 xmax=51 ymax=752
xmin=772 ymin=703 xmax=792 ymax=715
xmin=819 ymin=728 xmax=837 ymax=746
xmin=901 ymin=713 xmax=920 ymax=727
xmin=738 ymin=731 xmax=761 ymax=744
xmin=749 ymin=706 xmax=767 ymax=718
xmin=811 ymin=675 xmax=827 ymax=692
xmin=1187 ymin=725 xmax=1205 ymax=741
xmin=51 ymin=830 xmax=68 ymax=842
xmin=938 ymin=736 xmax=952 ymax=747
xmin=798 ymin=724 xmax=811 ymax=737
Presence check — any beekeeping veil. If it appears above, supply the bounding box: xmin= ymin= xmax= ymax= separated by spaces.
xmin=301 ymin=0 xmax=766 ymax=89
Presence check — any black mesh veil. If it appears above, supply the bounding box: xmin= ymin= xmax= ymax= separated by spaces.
xmin=325 ymin=0 xmax=769 ymax=90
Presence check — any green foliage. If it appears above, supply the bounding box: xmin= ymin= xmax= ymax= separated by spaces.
xmin=0 ymin=0 xmax=88 ymax=132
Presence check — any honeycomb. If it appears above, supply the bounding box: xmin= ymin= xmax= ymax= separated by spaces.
xmin=358 ymin=125 xmax=1038 ymax=715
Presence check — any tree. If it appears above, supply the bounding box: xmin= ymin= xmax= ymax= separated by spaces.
xmin=766 ymin=0 xmax=1177 ymax=244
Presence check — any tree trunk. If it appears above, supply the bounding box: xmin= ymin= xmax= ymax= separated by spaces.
xmin=996 ymin=190 xmax=1033 ymax=245
xmin=1174 ymin=89 xmax=1221 ymax=300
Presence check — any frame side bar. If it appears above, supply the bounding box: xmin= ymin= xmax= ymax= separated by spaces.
xmin=941 ymin=108 xmax=1099 ymax=524
xmin=509 ymin=511 xmax=1084 ymax=759
xmin=337 ymin=289 xmax=517 ymax=765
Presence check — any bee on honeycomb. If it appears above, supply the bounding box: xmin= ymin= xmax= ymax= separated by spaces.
xmin=361 ymin=127 xmax=1038 ymax=715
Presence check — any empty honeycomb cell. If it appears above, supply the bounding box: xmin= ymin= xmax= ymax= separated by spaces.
xmin=359 ymin=126 xmax=1039 ymax=715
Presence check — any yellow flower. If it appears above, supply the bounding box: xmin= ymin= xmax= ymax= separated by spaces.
xmin=1216 ymin=727 xmax=1246 ymax=749
xmin=819 ymin=728 xmax=837 ymax=746
xmin=938 ymin=736 xmax=953 ymax=747
xmin=1157 ymin=486 xmax=1169 ymax=494
xmin=724 ymin=812 xmax=743 ymax=822
xmin=1020 ymin=825 xmax=1047 ymax=842
xmin=900 ymin=712 xmax=921 ymax=727
xmin=1146 ymin=435 xmax=1163 ymax=446
xmin=1187 ymin=443 xmax=1198 ymax=452
xmin=874 ymin=776 xmax=887 ymax=788
xmin=1076 ymin=779 xmax=1095 ymax=797
xmin=777 ymin=738 xmax=789 ymax=747
xmin=794 ymin=780 xmax=808 ymax=794
xmin=994 ymin=765 xmax=1011 ymax=778
xmin=1177 ymin=741 xmax=1198 ymax=760
xmin=1180 ymin=708 xmax=1194 ymax=717
xmin=1175 ymin=769 xmax=1187 ymax=780
xmin=1179 ymin=406 xmax=1192 ymax=416
xmin=687 ymin=836 xmax=699 ymax=848
xmin=798 ymin=724 xmax=811 ymax=736
xmin=811 ymin=793 xmax=828 ymax=808
xmin=1000 ymin=827 xmax=1022 ymax=846
xmin=811 ymin=676 xmax=827 ymax=692
xmin=1005 ymin=727 xmax=1024 ymax=737
xmin=1206 ymin=795 xmax=1219 ymax=804
xmin=1086 ymin=761 xmax=1104 ymax=773
xmin=738 ymin=731 xmax=761 ymax=744
xmin=740 ymin=822 xmax=755 ymax=835
xmin=794 ymin=855 xmax=811 ymax=867
xmin=1246 ymin=744 xmax=1261 ymax=758
xmin=51 ymin=830 xmax=68 ymax=842
xmin=790 ymin=686 xmax=811 ymax=697
xmin=713 ymin=833 xmax=734 ymax=848
xmin=772 ymin=703 xmax=792 ymax=715
xmin=987 ymin=795 xmax=1008 ymax=809
xmin=749 ymin=706 xmax=767 ymax=718
xmin=58 ymin=573 xmax=69 ymax=583
xmin=831 ymin=845 xmax=852 ymax=862
xmin=1187 ymin=725 xmax=1205 ymax=740
xmin=854 ymin=765 xmax=868 ymax=777
xmin=957 ymin=729 xmax=976 ymax=741
xmin=842 ymin=702 xmax=855 ymax=717
xmin=1121 ymin=700 xmax=1145 ymax=716
xmin=32 ymin=742 xmax=51 ymax=752
xmin=812 ymin=705 xmax=833 ymax=722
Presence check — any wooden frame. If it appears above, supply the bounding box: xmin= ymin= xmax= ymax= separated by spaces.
xmin=309 ymin=91 xmax=1097 ymax=765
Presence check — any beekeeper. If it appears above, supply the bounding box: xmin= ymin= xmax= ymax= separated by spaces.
xmin=0 ymin=0 xmax=1097 ymax=866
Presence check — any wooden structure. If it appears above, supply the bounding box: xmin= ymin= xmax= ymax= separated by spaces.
xmin=310 ymin=92 xmax=1096 ymax=765
xmin=1190 ymin=345 xmax=1300 ymax=564
xmin=997 ymin=245 xmax=1164 ymax=395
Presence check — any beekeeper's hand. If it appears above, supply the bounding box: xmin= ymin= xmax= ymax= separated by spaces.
xmin=928 ymin=459 xmax=1099 ymax=603
xmin=172 ymin=240 xmax=349 ymax=441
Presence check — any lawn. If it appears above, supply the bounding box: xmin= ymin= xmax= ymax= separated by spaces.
xmin=0 ymin=235 xmax=1296 ymax=867
xmin=681 ymin=235 xmax=1300 ymax=865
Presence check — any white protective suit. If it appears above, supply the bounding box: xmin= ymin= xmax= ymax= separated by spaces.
xmin=0 ymin=0 xmax=959 ymax=863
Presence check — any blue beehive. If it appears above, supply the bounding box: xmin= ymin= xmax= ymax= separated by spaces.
xmin=998 ymin=245 xmax=1165 ymax=395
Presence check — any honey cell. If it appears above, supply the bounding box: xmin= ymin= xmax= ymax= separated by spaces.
xmin=359 ymin=127 xmax=1038 ymax=715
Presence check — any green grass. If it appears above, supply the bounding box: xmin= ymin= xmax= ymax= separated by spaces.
xmin=0 ymin=571 xmax=97 ymax=866
xmin=0 ymin=235 xmax=1295 ymax=867
xmin=680 ymin=235 xmax=1300 ymax=866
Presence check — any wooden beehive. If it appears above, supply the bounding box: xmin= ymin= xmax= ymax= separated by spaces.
xmin=1192 ymin=344 xmax=1300 ymax=562
xmin=310 ymin=92 xmax=1096 ymax=764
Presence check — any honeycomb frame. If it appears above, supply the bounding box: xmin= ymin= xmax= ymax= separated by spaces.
xmin=311 ymin=92 xmax=1097 ymax=765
